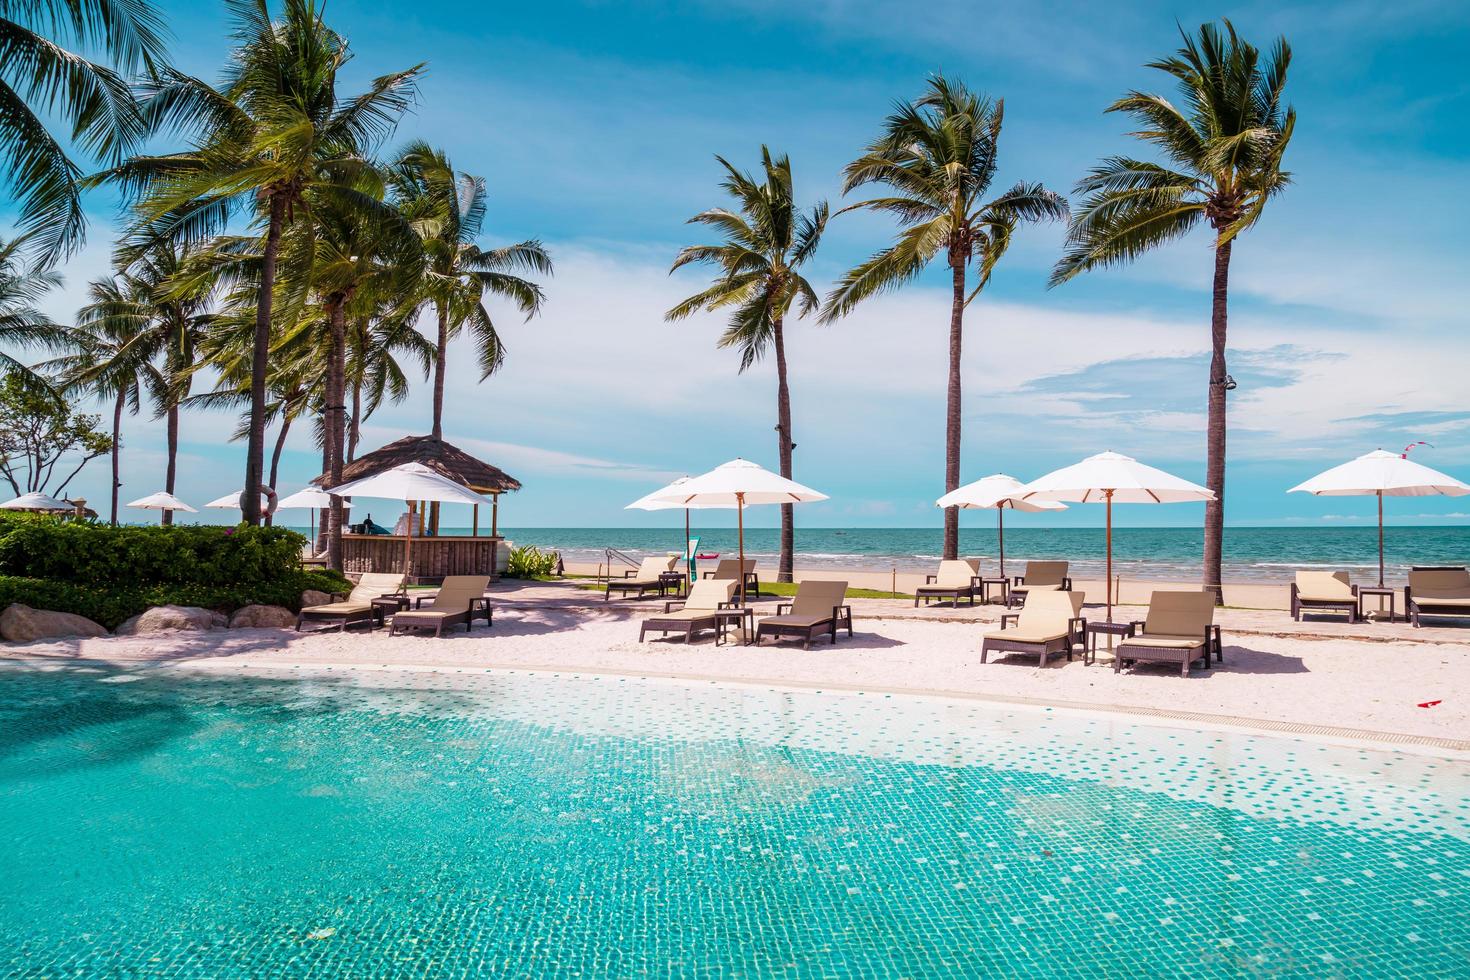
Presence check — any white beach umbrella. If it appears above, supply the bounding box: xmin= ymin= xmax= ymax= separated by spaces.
xmin=0 ymin=492 xmax=74 ymax=512
xmin=204 ymin=489 xmax=271 ymax=510
xmin=326 ymin=463 xmax=486 ymax=576
xmin=626 ymin=476 xmax=735 ymax=582
xmin=277 ymin=487 xmax=351 ymax=509
xmin=277 ymin=487 xmax=352 ymax=542
xmin=649 ymin=458 xmax=829 ymax=602
xmin=126 ymin=491 xmax=198 ymax=520
xmin=937 ymin=474 xmax=1067 ymax=578
xmin=1288 ymin=449 xmax=1470 ymax=586
xmin=1020 ymin=451 xmax=1214 ymax=621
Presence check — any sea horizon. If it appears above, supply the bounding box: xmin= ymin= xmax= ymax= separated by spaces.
xmin=261 ymin=524 xmax=1468 ymax=585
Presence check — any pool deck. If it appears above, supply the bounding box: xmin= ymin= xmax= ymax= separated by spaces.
xmin=3 ymin=580 xmax=1467 ymax=755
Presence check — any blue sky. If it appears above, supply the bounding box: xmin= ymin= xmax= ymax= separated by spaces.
xmin=6 ymin=0 xmax=1470 ymax=529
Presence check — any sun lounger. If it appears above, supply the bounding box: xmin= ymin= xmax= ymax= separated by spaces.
xmin=1006 ymin=561 xmax=1072 ymax=608
xmin=755 ymin=580 xmax=852 ymax=649
xmin=295 ymin=572 xmax=406 ymax=632
xmin=701 ymin=558 xmax=759 ymax=598
xmin=605 ymin=556 xmax=680 ymax=601
xmin=388 ymin=575 xmax=491 ymax=636
xmin=639 ymin=580 xmax=739 ymax=644
xmin=981 ymin=590 xmax=1085 ymax=667
xmin=1290 ymin=571 xmax=1358 ymax=622
xmin=914 ymin=559 xmax=983 ymax=607
xmin=1114 ymin=591 xmax=1222 ymax=677
xmin=1406 ymin=567 xmax=1470 ymax=627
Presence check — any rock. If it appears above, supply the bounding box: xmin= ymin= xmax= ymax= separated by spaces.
xmin=211 ymin=610 xmax=229 ymax=629
xmin=0 ymin=603 xmax=109 ymax=643
xmin=115 ymin=605 xmax=221 ymax=635
xmin=228 ymin=604 xmax=296 ymax=629
xmin=300 ymin=589 xmax=333 ymax=608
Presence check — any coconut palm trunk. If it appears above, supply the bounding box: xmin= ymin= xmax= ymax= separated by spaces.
xmin=428 ymin=305 xmax=450 ymax=533
xmin=1203 ymin=238 xmax=1232 ymax=593
xmin=110 ymin=389 xmax=125 ymax=525
xmin=431 ymin=305 xmax=448 ymax=439
xmin=268 ymin=417 xmax=291 ymax=509
xmin=348 ymin=379 xmax=361 ymax=462
xmin=772 ymin=313 xmax=795 ymax=583
xmin=324 ymin=296 xmax=348 ymax=571
xmin=944 ymin=256 xmax=965 ymax=560
xmin=243 ymin=196 xmax=286 ymax=526
xmin=162 ymin=403 xmax=179 ymax=526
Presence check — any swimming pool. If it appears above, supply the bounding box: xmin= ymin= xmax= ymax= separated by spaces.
xmin=2 ymin=665 xmax=1466 ymax=977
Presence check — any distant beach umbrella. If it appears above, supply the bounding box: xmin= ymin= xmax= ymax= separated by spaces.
xmin=276 ymin=487 xmax=351 ymax=510
xmin=1288 ymin=449 xmax=1470 ymax=586
xmin=0 ymin=492 xmax=74 ymax=512
xmin=327 ymin=463 xmax=486 ymax=577
xmin=126 ymin=491 xmax=198 ymax=521
xmin=204 ymin=489 xmax=271 ymax=510
xmin=1019 ymin=452 xmax=1214 ymax=621
xmin=626 ymin=476 xmax=736 ymax=583
xmin=649 ymin=459 xmax=829 ymax=604
xmin=936 ymin=474 xmax=1067 ymax=578
xmin=277 ymin=487 xmax=352 ymax=542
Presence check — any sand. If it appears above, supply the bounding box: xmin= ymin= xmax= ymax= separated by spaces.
xmin=5 ymin=580 xmax=1466 ymax=755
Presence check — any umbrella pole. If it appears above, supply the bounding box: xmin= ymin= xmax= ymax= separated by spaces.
xmin=737 ymin=492 xmax=746 ymax=606
xmin=1105 ymin=491 xmax=1114 ymax=624
xmin=998 ymin=506 xmax=1006 ymax=579
xmin=1377 ymin=490 xmax=1385 ymax=587
xmin=684 ymin=507 xmax=692 ymax=596
xmin=405 ymin=500 xmax=414 ymax=582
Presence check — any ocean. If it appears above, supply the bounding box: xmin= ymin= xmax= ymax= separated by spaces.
xmin=474 ymin=525 xmax=1469 ymax=584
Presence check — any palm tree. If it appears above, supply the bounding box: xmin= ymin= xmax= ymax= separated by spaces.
xmin=821 ymin=76 xmax=1067 ymax=560
xmin=276 ymin=181 xmax=422 ymax=568
xmin=46 ymin=284 xmax=150 ymax=524
xmin=666 ymin=147 xmax=827 ymax=583
xmin=1049 ymin=20 xmax=1294 ymax=595
xmin=101 ymin=0 xmax=423 ymax=525
xmin=0 ymin=236 xmax=72 ymax=386
xmin=1 ymin=0 xmax=166 ymax=265
xmin=390 ymin=142 xmax=551 ymax=441
xmin=69 ymin=243 xmax=214 ymax=523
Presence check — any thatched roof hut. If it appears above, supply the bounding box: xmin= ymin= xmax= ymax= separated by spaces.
xmin=315 ymin=435 xmax=522 ymax=495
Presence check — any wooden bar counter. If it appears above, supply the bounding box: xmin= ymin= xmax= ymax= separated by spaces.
xmin=342 ymin=533 xmax=503 ymax=583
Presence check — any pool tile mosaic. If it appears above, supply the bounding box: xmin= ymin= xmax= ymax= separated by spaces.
xmin=1 ymin=665 xmax=1466 ymax=977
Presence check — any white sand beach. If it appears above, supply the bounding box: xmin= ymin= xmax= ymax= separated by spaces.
xmin=6 ymin=579 xmax=1467 ymax=753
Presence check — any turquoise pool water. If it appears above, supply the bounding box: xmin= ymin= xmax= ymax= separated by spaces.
xmin=2 ymin=665 xmax=1467 ymax=977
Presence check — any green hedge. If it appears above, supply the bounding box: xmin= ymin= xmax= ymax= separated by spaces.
xmin=0 ymin=570 xmax=352 ymax=631
xmin=0 ymin=513 xmax=306 ymax=587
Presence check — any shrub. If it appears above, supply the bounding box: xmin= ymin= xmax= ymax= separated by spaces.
xmin=0 ymin=513 xmax=306 ymax=587
xmin=505 ymin=544 xmax=560 ymax=578
xmin=0 ymin=570 xmax=350 ymax=631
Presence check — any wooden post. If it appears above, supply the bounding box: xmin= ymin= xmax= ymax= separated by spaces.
xmin=1105 ymin=490 xmax=1114 ymax=623
xmin=997 ymin=504 xmax=1006 ymax=579
xmin=491 ymin=493 xmax=499 ymax=536
xmin=405 ymin=500 xmax=415 ymax=581
xmin=736 ymin=492 xmax=746 ymax=606
xmin=472 ymin=503 xmax=479 ymax=537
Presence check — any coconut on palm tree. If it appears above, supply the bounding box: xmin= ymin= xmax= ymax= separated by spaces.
xmin=1 ymin=0 xmax=167 ymax=265
xmin=100 ymin=0 xmax=423 ymax=525
xmin=390 ymin=141 xmax=551 ymax=440
xmin=1049 ymin=20 xmax=1294 ymax=596
xmin=821 ymin=76 xmax=1067 ymax=560
xmin=666 ymin=147 xmax=827 ymax=583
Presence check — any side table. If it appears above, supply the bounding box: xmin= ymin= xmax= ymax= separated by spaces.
xmin=1084 ymin=620 xmax=1133 ymax=665
xmin=1356 ymin=586 xmax=1397 ymax=623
